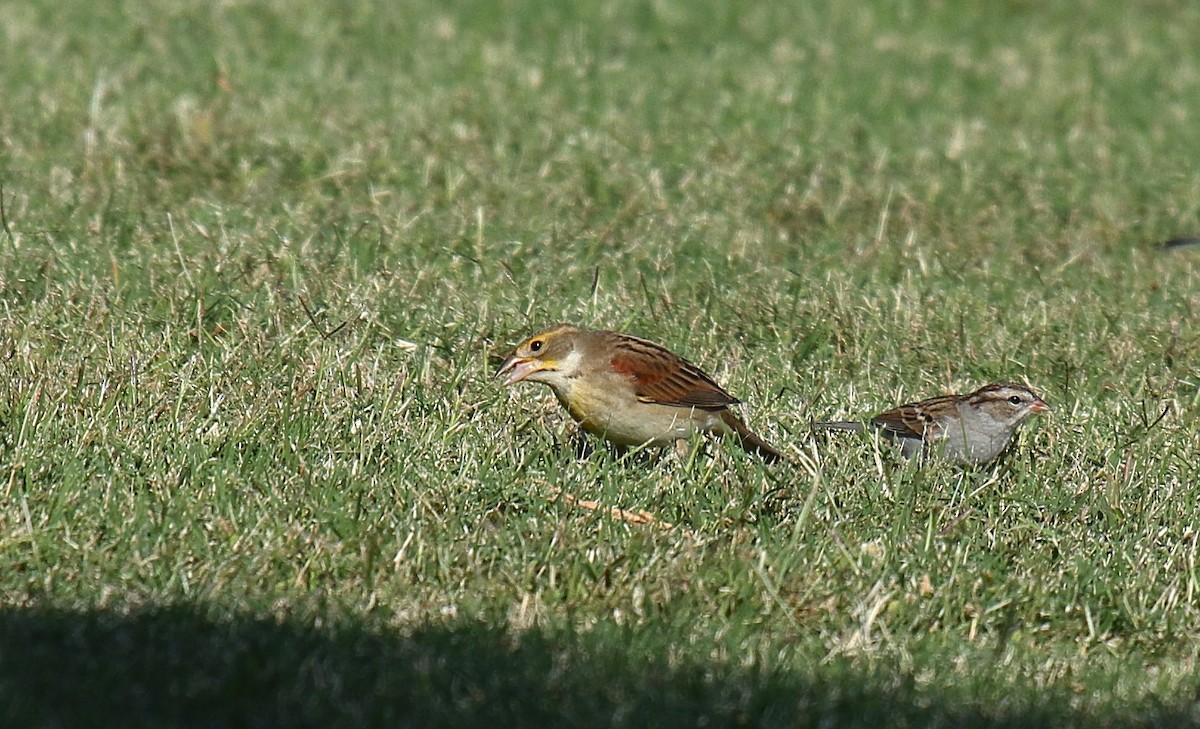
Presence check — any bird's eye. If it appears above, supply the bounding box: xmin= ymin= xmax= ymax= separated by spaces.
xmin=529 ymin=339 xmax=543 ymax=353
xmin=1008 ymin=396 xmax=1022 ymax=405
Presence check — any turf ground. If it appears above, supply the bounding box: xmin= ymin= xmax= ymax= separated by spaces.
xmin=2 ymin=1 xmax=1200 ymax=726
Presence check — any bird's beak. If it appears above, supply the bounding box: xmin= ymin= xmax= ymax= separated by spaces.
xmin=1030 ymin=398 xmax=1051 ymax=414
xmin=496 ymin=355 xmax=543 ymax=386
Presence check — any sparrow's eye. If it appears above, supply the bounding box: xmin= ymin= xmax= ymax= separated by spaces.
xmin=1008 ymin=396 xmax=1022 ymax=405
xmin=529 ymin=339 xmax=544 ymax=353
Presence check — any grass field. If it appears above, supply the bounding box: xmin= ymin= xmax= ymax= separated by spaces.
xmin=3 ymin=0 xmax=1200 ymax=726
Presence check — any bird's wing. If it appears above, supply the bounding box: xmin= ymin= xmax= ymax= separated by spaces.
xmin=608 ymin=334 xmax=739 ymax=409
xmin=870 ymin=397 xmax=952 ymax=441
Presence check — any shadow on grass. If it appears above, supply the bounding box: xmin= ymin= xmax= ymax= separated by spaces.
xmin=0 ymin=605 xmax=1192 ymax=728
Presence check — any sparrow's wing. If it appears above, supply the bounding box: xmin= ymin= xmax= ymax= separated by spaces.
xmin=609 ymin=334 xmax=739 ymax=409
xmin=870 ymin=396 xmax=954 ymax=441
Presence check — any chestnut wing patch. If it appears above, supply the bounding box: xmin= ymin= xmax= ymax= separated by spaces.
xmin=610 ymin=335 xmax=739 ymax=410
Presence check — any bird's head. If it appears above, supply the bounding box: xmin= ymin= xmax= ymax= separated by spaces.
xmin=496 ymin=323 xmax=584 ymax=388
xmin=968 ymin=383 xmax=1051 ymax=428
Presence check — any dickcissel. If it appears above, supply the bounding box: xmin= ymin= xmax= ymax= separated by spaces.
xmin=813 ymin=383 xmax=1050 ymax=465
xmin=498 ymin=323 xmax=784 ymax=462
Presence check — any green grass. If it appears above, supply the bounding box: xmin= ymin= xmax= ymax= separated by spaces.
xmin=2 ymin=0 xmax=1200 ymax=726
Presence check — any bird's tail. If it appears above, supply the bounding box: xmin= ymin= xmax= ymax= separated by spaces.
xmin=810 ymin=420 xmax=867 ymax=432
xmin=720 ymin=410 xmax=786 ymax=463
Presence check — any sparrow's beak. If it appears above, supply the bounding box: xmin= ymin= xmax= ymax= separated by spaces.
xmin=496 ymin=355 xmax=543 ymax=386
xmin=1030 ymin=398 xmax=1051 ymax=414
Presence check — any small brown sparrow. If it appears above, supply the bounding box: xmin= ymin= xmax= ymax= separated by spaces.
xmin=813 ymin=383 xmax=1050 ymax=465
xmin=498 ymin=323 xmax=784 ymax=462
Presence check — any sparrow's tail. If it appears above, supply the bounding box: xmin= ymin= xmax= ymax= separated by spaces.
xmin=720 ymin=410 xmax=787 ymax=463
xmin=810 ymin=420 xmax=867 ymax=432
